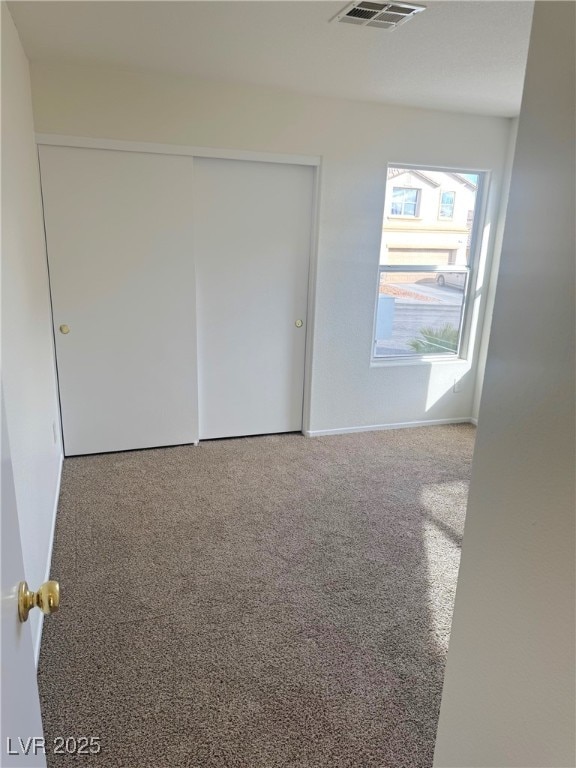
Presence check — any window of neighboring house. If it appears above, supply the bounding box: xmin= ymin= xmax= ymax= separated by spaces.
xmin=439 ymin=190 xmax=456 ymax=219
xmin=390 ymin=187 xmax=420 ymax=217
xmin=374 ymin=165 xmax=483 ymax=360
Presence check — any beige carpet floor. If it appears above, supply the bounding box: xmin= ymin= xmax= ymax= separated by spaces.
xmin=38 ymin=425 xmax=475 ymax=768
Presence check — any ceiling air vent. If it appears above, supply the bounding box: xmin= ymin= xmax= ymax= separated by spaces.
xmin=332 ymin=1 xmax=426 ymax=29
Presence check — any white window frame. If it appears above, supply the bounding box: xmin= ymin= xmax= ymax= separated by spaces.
xmin=390 ymin=186 xmax=421 ymax=217
xmin=438 ymin=190 xmax=456 ymax=220
xmin=373 ymin=165 xmax=486 ymax=364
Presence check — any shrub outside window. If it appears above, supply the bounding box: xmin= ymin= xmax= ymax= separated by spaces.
xmin=374 ymin=166 xmax=483 ymax=360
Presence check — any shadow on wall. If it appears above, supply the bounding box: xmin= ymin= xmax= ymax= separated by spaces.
xmin=37 ymin=425 xmax=475 ymax=768
xmin=425 ymin=367 xmax=473 ymax=415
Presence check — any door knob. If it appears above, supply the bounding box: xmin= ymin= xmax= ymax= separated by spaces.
xmin=59 ymin=324 xmax=70 ymax=334
xmin=295 ymin=320 xmax=303 ymax=328
xmin=18 ymin=580 xmax=60 ymax=623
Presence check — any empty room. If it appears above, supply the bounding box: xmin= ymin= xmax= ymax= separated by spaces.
xmin=2 ymin=2 xmax=574 ymax=767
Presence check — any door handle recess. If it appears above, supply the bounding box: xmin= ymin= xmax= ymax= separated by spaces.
xmin=18 ymin=580 xmax=60 ymax=623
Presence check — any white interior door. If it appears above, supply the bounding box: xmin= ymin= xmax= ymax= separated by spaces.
xmin=193 ymin=158 xmax=314 ymax=440
xmin=1 ymin=387 xmax=46 ymax=767
xmin=39 ymin=146 xmax=199 ymax=456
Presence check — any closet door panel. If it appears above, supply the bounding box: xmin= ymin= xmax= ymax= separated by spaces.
xmin=192 ymin=158 xmax=314 ymax=440
xmin=40 ymin=145 xmax=198 ymax=455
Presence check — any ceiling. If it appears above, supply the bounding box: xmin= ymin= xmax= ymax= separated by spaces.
xmin=10 ymin=1 xmax=534 ymax=117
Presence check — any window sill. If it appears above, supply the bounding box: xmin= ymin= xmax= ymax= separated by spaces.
xmin=370 ymin=355 xmax=470 ymax=368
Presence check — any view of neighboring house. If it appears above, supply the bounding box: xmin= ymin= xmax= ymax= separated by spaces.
xmin=380 ymin=168 xmax=478 ymax=270
xmin=374 ymin=167 xmax=480 ymax=358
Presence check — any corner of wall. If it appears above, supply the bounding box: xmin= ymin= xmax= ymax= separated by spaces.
xmin=471 ymin=116 xmax=519 ymax=421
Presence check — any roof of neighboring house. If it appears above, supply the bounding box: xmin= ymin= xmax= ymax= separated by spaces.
xmin=387 ymin=168 xmax=477 ymax=190
xmin=446 ymin=172 xmax=478 ymax=190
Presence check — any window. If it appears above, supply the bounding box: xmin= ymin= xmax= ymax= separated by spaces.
xmin=374 ymin=166 xmax=482 ymax=360
xmin=391 ymin=187 xmax=420 ymax=217
xmin=439 ymin=190 xmax=455 ymax=219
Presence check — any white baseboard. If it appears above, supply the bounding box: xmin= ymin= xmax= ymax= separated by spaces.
xmin=469 ymin=417 xmax=479 ymax=426
xmin=304 ymin=417 xmax=475 ymax=438
xmin=34 ymin=450 xmax=63 ymax=666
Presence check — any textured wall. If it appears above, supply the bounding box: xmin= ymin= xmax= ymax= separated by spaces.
xmin=434 ymin=3 xmax=576 ymax=765
xmin=30 ymin=63 xmax=513 ymax=432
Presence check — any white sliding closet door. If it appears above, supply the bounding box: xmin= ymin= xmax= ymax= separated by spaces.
xmin=193 ymin=158 xmax=314 ymax=440
xmin=39 ymin=145 xmax=198 ymax=456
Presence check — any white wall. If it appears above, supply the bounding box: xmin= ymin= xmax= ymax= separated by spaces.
xmin=30 ymin=63 xmax=514 ymax=433
xmin=471 ymin=117 xmax=519 ymax=421
xmin=434 ymin=3 xmax=575 ymax=766
xmin=1 ymin=3 xmax=62 ymax=660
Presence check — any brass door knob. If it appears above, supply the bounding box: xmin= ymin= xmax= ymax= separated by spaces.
xmin=18 ymin=580 xmax=60 ymax=623
xmin=295 ymin=320 xmax=303 ymax=328
xmin=59 ymin=324 xmax=70 ymax=334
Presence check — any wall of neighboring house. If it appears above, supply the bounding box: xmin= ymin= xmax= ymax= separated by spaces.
xmin=381 ymin=170 xmax=476 ymax=267
xmin=1 ymin=3 xmax=63 ymax=659
xmin=434 ymin=2 xmax=575 ymax=765
xmin=30 ymin=63 xmax=513 ymax=434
